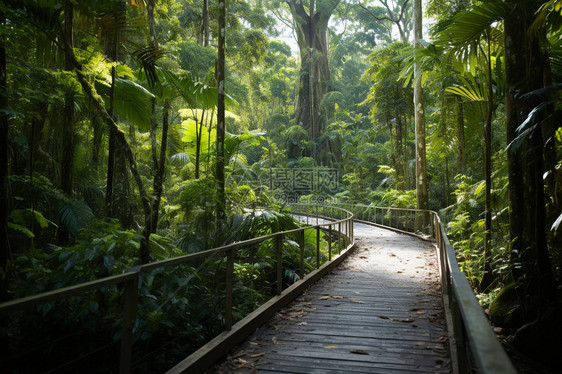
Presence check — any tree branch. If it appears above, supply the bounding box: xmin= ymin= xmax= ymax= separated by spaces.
xmin=359 ymin=4 xmax=395 ymax=22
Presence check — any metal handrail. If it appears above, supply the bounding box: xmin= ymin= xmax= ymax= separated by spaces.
xmin=0 ymin=204 xmax=354 ymax=374
xmin=337 ymin=203 xmax=517 ymax=374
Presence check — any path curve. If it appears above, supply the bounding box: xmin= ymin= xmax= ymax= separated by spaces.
xmin=215 ymin=223 xmax=452 ymax=374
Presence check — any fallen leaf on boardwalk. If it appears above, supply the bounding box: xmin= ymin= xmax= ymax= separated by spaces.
xmin=318 ymin=295 xmax=330 ymax=300
xmin=350 ymin=349 xmax=368 ymax=355
xmin=237 ymin=358 xmax=248 ymax=365
xmin=248 ymin=353 xmax=265 ymax=358
xmin=437 ymin=335 xmax=448 ymax=342
xmin=397 ymin=271 xmax=403 ymax=273
xmin=417 ymin=311 xmax=424 ymax=314
xmin=299 ymin=322 xmax=308 ymax=326
xmin=324 ymin=345 xmax=339 ymax=349
xmin=332 ymin=295 xmax=343 ymax=299
xmin=351 ymin=299 xmax=365 ymax=304
xmin=379 ymin=316 xmax=390 ymax=320
xmin=389 ymin=253 xmax=396 ymax=257
xmin=398 ymin=318 xmax=414 ymax=323
xmin=359 ymin=256 xmax=368 ymax=259
xmin=232 ymin=351 xmax=247 ymax=359
xmin=272 ymin=336 xmax=278 ymax=344
xmin=249 ymin=341 xmax=258 ymax=345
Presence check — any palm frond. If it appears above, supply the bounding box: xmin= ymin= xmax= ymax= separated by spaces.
xmin=58 ymin=200 xmax=94 ymax=237
xmin=114 ymin=77 xmax=155 ymax=131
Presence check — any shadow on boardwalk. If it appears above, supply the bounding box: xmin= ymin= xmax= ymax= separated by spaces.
xmin=214 ymin=223 xmax=452 ymax=374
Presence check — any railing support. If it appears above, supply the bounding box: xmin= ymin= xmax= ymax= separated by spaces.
xmin=316 ymin=226 xmax=320 ymax=269
xmin=225 ymin=249 xmax=234 ymax=330
xmin=328 ymin=224 xmax=332 ymax=261
xmin=276 ymin=235 xmax=283 ymax=295
xmin=119 ymin=274 xmax=139 ymax=374
xmin=299 ymin=230 xmax=305 ymax=279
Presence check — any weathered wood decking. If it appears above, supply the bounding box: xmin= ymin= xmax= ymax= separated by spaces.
xmin=215 ymin=223 xmax=452 ymax=373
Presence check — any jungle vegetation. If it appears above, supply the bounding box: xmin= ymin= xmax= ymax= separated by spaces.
xmin=0 ymin=0 xmax=561 ymax=372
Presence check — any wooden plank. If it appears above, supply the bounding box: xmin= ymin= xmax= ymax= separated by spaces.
xmin=214 ymin=223 xmax=452 ymax=374
xmin=166 ymin=241 xmax=357 ymax=374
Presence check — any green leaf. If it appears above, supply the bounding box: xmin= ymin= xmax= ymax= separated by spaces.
xmin=8 ymin=222 xmax=35 ymax=238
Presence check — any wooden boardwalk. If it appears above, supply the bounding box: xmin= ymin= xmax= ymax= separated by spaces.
xmin=214 ymin=223 xmax=452 ymax=374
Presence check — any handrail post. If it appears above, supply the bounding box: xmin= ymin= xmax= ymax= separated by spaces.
xmin=299 ymin=230 xmax=305 ymax=279
xmin=338 ymin=221 xmax=342 ymax=255
xmin=119 ymin=274 xmax=139 ymax=374
xmin=225 ymin=249 xmax=234 ymax=330
xmin=276 ymin=235 xmax=283 ymax=295
xmin=316 ymin=226 xmax=320 ymax=269
xmin=328 ymin=224 xmax=332 ymax=261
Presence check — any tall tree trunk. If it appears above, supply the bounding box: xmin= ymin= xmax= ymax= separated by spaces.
xmin=57 ymin=0 xmax=75 ymax=244
xmin=413 ymin=0 xmax=428 ymax=212
xmin=216 ymin=0 xmax=226 ymax=218
xmin=480 ymin=31 xmax=494 ymax=291
xmin=504 ymin=0 xmax=554 ymax=322
xmin=288 ymin=0 xmax=340 ymax=160
xmin=151 ymin=99 xmax=170 ymax=233
xmin=106 ymin=0 xmax=132 ymax=227
xmin=202 ymin=0 xmax=210 ymax=47
xmin=0 ymin=12 xmax=9 ymax=301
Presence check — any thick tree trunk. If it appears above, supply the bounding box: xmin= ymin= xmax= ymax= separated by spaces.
xmin=57 ymin=0 xmax=75 ymax=244
xmin=0 ymin=13 xmax=9 ymax=301
xmin=504 ymin=1 xmax=554 ymax=321
xmin=413 ymin=0 xmax=428 ymax=212
xmin=288 ymin=0 xmax=340 ymax=160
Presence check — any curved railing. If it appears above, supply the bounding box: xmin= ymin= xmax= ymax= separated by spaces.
xmin=0 ymin=204 xmax=354 ymax=374
xmin=332 ymin=203 xmax=517 ymax=374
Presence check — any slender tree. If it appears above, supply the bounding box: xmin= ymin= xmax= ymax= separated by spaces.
xmin=413 ymin=0 xmax=428 ymax=211
xmin=0 ymin=12 xmax=9 ymax=300
xmin=216 ymin=0 xmax=226 ymax=217
xmin=146 ymin=0 xmax=170 ymax=233
xmin=57 ymin=0 xmax=75 ymax=244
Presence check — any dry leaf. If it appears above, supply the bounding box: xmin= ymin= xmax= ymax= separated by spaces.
xmin=324 ymin=345 xmax=339 ymax=349
xmin=350 ymin=349 xmax=368 ymax=355
xmin=318 ymin=295 xmax=330 ymax=300
xmin=248 ymin=353 xmax=265 ymax=358
xmin=351 ymin=299 xmax=365 ymax=304
xmin=272 ymin=336 xmax=278 ymax=344
xmin=299 ymin=322 xmax=308 ymax=326
xmin=332 ymin=295 xmax=343 ymax=299
xmin=249 ymin=341 xmax=258 ymax=346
